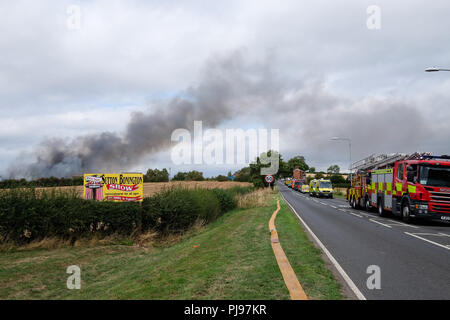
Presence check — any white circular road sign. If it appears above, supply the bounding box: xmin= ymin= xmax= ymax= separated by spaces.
xmin=265 ymin=175 xmax=274 ymax=183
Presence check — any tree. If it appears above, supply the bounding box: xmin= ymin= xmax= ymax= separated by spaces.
xmin=287 ymin=156 xmax=309 ymax=173
xmin=314 ymin=172 xmax=325 ymax=179
xmin=234 ymin=167 xmax=251 ymax=182
xmin=249 ymin=150 xmax=282 ymax=187
xmin=172 ymin=172 xmax=187 ymax=181
xmin=329 ymin=174 xmax=346 ymax=184
xmin=327 ymin=165 xmax=340 ymax=175
xmin=278 ymin=159 xmax=291 ymax=178
xmin=185 ymin=171 xmax=204 ymax=181
xmin=215 ymin=175 xmax=229 ymax=182
xmin=309 ymin=167 xmax=316 ymax=173
xmin=144 ymin=168 xmax=169 ymax=182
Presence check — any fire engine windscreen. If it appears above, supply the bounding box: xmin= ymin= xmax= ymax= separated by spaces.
xmin=419 ymin=165 xmax=450 ymax=187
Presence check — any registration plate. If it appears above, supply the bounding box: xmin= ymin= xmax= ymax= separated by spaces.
xmin=440 ymin=216 xmax=450 ymax=221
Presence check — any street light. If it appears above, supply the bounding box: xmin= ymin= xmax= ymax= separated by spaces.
xmin=330 ymin=137 xmax=352 ymax=179
xmin=425 ymin=67 xmax=450 ymax=72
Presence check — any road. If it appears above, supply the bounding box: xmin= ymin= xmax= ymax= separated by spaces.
xmin=278 ymin=182 xmax=450 ymax=300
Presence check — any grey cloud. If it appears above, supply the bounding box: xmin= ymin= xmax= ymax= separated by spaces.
xmin=12 ymin=50 xmax=445 ymax=178
xmin=2 ymin=1 xmax=450 ymax=176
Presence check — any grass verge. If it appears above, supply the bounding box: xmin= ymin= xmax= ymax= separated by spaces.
xmin=0 ymin=189 xmax=343 ymax=300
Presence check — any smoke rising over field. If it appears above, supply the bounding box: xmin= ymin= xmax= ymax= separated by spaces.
xmin=3 ymin=1 xmax=450 ymax=179
xmin=9 ymin=52 xmax=437 ymax=179
xmin=11 ymin=53 xmax=280 ymax=178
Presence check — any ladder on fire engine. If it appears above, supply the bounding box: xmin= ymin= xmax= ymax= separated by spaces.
xmin=351 ymin=153 xmax=407 ymax=171
xmin=351 ymin=152 xmax=434 ymax=172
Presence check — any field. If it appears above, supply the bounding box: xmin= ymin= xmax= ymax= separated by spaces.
xmin=36 ymin=181 xmax=252 ymax=198
xmin=0 ymin=189 xmax=343 ymax=300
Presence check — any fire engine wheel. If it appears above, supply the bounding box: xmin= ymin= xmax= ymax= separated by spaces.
xmin=364 ymin=198 xmax=371 ymax=212
xmin=377 ymin=199 xmax=385 ymax=217
xmin=402 ymin=203 xmax=412 ymax=223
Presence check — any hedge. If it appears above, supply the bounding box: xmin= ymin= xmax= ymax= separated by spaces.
xmin=0 ymin=186 xmax=253 ymax=244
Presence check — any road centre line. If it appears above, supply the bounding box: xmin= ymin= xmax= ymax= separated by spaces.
xmin=404 ymin=232 xmax=450 ymax=251
xmin=387 ymin=221 xmax=419 ymax=229
xmin=345 ymin=211 xmax=363 ymax=218
xmin=369 ymin=219 xmax=392 ymax=228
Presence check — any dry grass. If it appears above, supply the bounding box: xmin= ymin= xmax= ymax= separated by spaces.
xmin=0 ymin=234 xmax=134 ymax=252
xmin=35 ymin=181 xmax=252 ymax=198
xmin=0 ymin=220 xmax=209 ymax=252
xmin=236 ymin=188 xmax=275 ymax=209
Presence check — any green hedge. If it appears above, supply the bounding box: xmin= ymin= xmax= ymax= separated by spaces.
xmin=0 ymin=186 xmax=253 ymax=244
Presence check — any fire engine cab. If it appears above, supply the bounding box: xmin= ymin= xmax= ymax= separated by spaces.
xmin=347 ymin=152 xmax=450 ymax=222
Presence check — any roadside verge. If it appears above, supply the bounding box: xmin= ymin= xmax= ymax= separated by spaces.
xmin=269 ymin=199 xmax=308 ymax=300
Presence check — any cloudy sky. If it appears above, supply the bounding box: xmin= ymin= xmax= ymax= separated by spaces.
xmin=1 ymin=0 xmax=450 ymax=178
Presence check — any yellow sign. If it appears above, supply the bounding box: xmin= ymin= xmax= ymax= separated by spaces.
xmin=83 ymin=173 xmax=144 ymax=202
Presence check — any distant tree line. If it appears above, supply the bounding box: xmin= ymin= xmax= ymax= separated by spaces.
xmin=144 ymin=168 xmax=169 ymax=182
xmin=0 ymin=157 xmax=350 ymax=189
xmin=0 ymin=176 xmax=84 ymax=189
xmin=172 ymin=170 xmax=204 ymax=181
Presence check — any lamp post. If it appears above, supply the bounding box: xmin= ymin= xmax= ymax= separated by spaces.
xmin=331 ymin=137 xmax=352 ymax=179
xmin=425 ymin=67 xmax=450 ymax=72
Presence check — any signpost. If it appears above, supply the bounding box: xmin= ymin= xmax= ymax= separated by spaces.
xmin=265 ymin=174 xmax=274 ymax=189
xmin=83 ymin=173 xmax=144 ymax=202
xmin=264 ymin=175 xmax=274 ymax=184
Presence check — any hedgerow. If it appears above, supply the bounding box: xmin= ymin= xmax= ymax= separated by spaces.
xmin=0 ymin=186 xmax=253 ymax=244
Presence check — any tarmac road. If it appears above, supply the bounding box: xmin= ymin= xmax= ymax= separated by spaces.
xmin=278 ymin=182 xmax=450 ymax=300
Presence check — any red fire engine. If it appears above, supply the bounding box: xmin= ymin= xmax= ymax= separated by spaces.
xmin=347 ymin=152 xmax=450 ymax=222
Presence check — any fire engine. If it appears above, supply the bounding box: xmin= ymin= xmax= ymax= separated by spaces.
xmin=347 ymin=152 xmax=450 ymax=222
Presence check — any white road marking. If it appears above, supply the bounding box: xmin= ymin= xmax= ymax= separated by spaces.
xmin=280 ymin=192 xmax=366 ymax=300
xmin=369 ymin=219 xmax=392 ymax=228
xmin=404 ymin=232 xmax=450 ymax=251
xmin=346 ymin=211 xmax=363 ymax=218
xmin=330 ymin=205 xmax=337 ymax=209
xmin=388 ymin=221 xmax=419 ymax=228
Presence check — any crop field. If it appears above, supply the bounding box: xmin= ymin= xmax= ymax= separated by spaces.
xmin=34 ymin=181 xmax=252 ymax=198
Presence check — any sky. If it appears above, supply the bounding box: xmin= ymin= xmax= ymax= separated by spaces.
xmin=1 ymin=0 xmax=450 ymax=179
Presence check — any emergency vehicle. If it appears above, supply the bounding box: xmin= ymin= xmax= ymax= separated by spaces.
xmin=294 ymin=180 xmax=303 ymax=192
xmin=347 ymin=152 xmax=450 ymax=222
xmin=313 ymin=179 xmax=333 ymax=198
xmin=301 ymin=184 xmax=310 ymax=193
xmin=285 ymin=178 xmax=292 ymax=187
xmin=309 ymin=179 xmax=317 ymax=197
